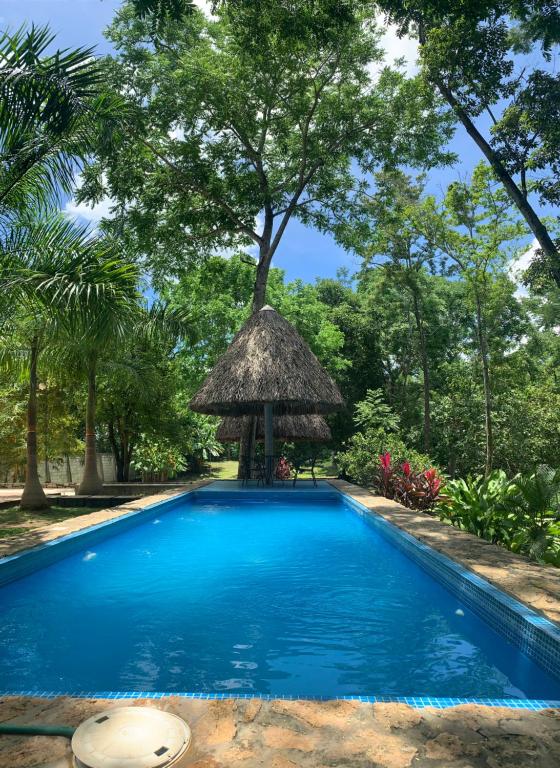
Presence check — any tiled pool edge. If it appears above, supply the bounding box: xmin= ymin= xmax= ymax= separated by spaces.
xmin=331 ymin=480 xmax=560 ymax=693
xmin=1 ymin=479 xmax=560 ymax=711
xmin=0 ymin=691 xmax=558 ymax=710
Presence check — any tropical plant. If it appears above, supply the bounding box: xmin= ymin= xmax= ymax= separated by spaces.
xmin=437 ymin=470 xmax=518 ymax=543
xmin=131 ymin=435 xmax=188 ymax=482
xmin=394 ymin=462 xmax=442 ymax=511
xmin=0 ymin=25 xmax=123 ymax=217
xmin=188 ymin=415 xmax=223 ymax=468
xmin=0 ymin=215 xmax=138 ymax=508
xmin=509 ymin=466 xmax=560 ymax=564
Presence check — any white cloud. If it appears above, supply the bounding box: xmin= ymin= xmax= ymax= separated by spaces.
xmin=64 ymin=173 xmax=114 ymax=227
xmin=193 ymin=0 xmax=217 ymax=20
xmin=509 ymin=239 xmax=538 ymax=299
xmin=370 ymin=17 xmax=419 ymax=79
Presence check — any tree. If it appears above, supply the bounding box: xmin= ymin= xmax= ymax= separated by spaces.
xmin=347 ymin=171 xmax=442 ymax=451
xmin=412 ymin=164 xmax=525 ymax=473
xmin=374 ymin=0 xmax=560 ymax=287
xmin=0 ymin=25 xmax=123 ymax=217
xmin=0 ymin=215 xmax=138 ymax=508
xmin=96 ymin=302 xmax=192 ymax=482
xmin=79 ymin=1 xmax=453 ymax=311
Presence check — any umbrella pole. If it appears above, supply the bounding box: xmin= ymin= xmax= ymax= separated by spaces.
xmin=264 ymin=403 xmax=273 ymax=485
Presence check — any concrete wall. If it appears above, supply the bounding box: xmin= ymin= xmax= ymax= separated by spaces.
xmin=37 ymin=453 xmax=117 ymax=485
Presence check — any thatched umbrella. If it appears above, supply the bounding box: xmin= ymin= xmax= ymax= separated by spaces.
xmin=190 ymin=305 xmax=343 ymax=483
xmin=217 ymin=414 xmax=332 ymax=443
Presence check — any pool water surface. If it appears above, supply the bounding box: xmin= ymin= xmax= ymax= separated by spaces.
xmin=1 ymin=495 xmax=560 ymax=699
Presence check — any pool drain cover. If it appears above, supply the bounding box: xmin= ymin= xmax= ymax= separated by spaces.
xmin=71 ymin=707 xmax=192 ymax=768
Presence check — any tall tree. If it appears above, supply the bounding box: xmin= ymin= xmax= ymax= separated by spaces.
xmin=79 ymin=1 xmax=453 ymax=311
xmin=413 ymin=164 xmax=525 ymax=473
xmin=374 ymin=0 xmax=560 ymax=287
xmin=0 ymin=216 xmax=138 ymax=508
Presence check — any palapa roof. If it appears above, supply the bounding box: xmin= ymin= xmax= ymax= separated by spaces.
xmin=190 ymin=306 xmax=344 ymax=416
xmin=217 ymin=414 xmax=332 ymax=443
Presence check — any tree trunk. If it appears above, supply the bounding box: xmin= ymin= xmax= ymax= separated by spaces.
xmin=252 ymin=243 xmax=273 ymax=312
xmin=107 ymin=420 xmax=124 ymax=481
xmin=78 ymin=357 xmax=103 ymax=495
xmin=474 ymin=289 xmax=493 ymax=474
xmin=124 ymin=439 xmax=134 ymax=481
xmin=410 ymin=282 xmax=431 ymax=453
xmin=65 ymin=454 xmax=73 ymax=485
xmin=436 ymin=80 xmax=560 ymax=288
xmin=42 ymin=385 xmax=51 ymax=484
xmin=20 ymin=337 xmax=49 ymax=510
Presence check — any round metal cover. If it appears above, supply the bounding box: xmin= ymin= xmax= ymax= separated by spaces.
xmin=71 ymin=707 xmax=192 ymax=768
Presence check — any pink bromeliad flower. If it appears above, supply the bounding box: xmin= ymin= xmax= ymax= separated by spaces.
xmin=379 ymin=452 xmax=391 ymax=469
xmin=402 ymin=461 xmax=411 ymax=477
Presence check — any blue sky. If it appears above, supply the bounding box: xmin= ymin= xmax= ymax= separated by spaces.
xmin=2 ymin=0 xmax=537 ymax=283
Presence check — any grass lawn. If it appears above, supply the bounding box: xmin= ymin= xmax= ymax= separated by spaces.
xmin=0 ymin=505 xmax=90 ymax=541
xmin=202 ymin=459 xmax=337 ymax=481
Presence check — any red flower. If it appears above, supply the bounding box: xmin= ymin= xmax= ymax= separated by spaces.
xmin=424 ymin=468 xmax=441 ymax=494
xmin=379 ymin=452 xmax=391 ymax=470
xmin=402 ymin=461 xmax=411 ymax=477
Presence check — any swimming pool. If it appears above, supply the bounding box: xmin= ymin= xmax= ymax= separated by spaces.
xmin=1 ymin=488 xmax=560 ymax=704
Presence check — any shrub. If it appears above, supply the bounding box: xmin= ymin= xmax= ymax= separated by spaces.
xmin=437 ymin=466 xmax=560 ymax=565
xmin=336 ymin=428 xmax=432 ymax=488
xmin=509 ymin=466 xmax=560 ymax=565
xmin=394 ymin=464 xmax=442 ymax=512
xmin=437 ymin=471 xmax=517 ymax=543
xmin=275 ymin=456 xmax=292 ymax=481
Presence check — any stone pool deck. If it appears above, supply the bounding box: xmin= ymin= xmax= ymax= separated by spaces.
xmin=1 ymin=695 xmax=560 ymax=767
xmin=328 ymin=480 xmax=560 ymax=626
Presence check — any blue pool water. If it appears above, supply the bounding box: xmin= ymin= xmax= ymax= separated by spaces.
xmin=1 ymin=495 xmax=560 ymax=699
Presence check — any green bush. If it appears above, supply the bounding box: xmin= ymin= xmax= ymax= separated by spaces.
xmin=437 ymin=471 xmax=517 ymax=543
xmin=336 ymin=427 xmax=432 ymax=487
xmin=437 ymin=466 xmax=560 ymax=566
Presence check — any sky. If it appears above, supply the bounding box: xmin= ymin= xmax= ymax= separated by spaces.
xmin=1 ymin=0 xmax=541 ymax=284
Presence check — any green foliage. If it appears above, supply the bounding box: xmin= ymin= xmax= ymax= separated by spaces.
xmin=353 ymin=389 xmax=399 ymax=433
xmin=131 ymin=435 xmax=188 ymax=480
xmin=336 ymin=389 xmax=433 ymax=489
xmin=438 ymin=471 xmax=517 ymax=542
xmin=509 ymin=466 xmax=560 ymax=564
xmin=78 ymin=0 xmax=452 ymax=282
xmin=438 ymin=467 xmax=560 ymax=565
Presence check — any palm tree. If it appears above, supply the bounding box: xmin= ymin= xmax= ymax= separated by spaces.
xmin=0 ymin=214 xmax=139 ymax=509
xmin=0 ymin=24 xmax=123 ymax=217
xmin=71 ymin=300 xmax=190 ymax=493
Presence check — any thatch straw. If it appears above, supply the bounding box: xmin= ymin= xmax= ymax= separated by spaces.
xmin=217 ymin=414 xmax=332 ymax=443
xmin=190 ymin=306 xmax=344 ymax=415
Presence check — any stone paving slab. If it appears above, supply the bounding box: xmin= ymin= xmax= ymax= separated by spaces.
xmin=1 ymin=695 xmax=559 ymax=768
xmin=0 ymin=481 xmax=212 ymax=559
xmin=329 ymin=480 xmax=560 ymax=626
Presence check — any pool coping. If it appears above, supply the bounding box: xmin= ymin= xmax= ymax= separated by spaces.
xmin=1 ymin=479 xmax=560 ymax=710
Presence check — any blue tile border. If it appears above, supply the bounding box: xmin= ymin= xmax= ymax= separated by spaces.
xmin=337 ymin=489 xmax=560 ymax=686
xmin=0 ymin=691 xmax=557 ymax=710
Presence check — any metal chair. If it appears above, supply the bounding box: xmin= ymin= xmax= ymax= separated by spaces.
xmin=292 ymin=456 xmax=317 ymax=487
